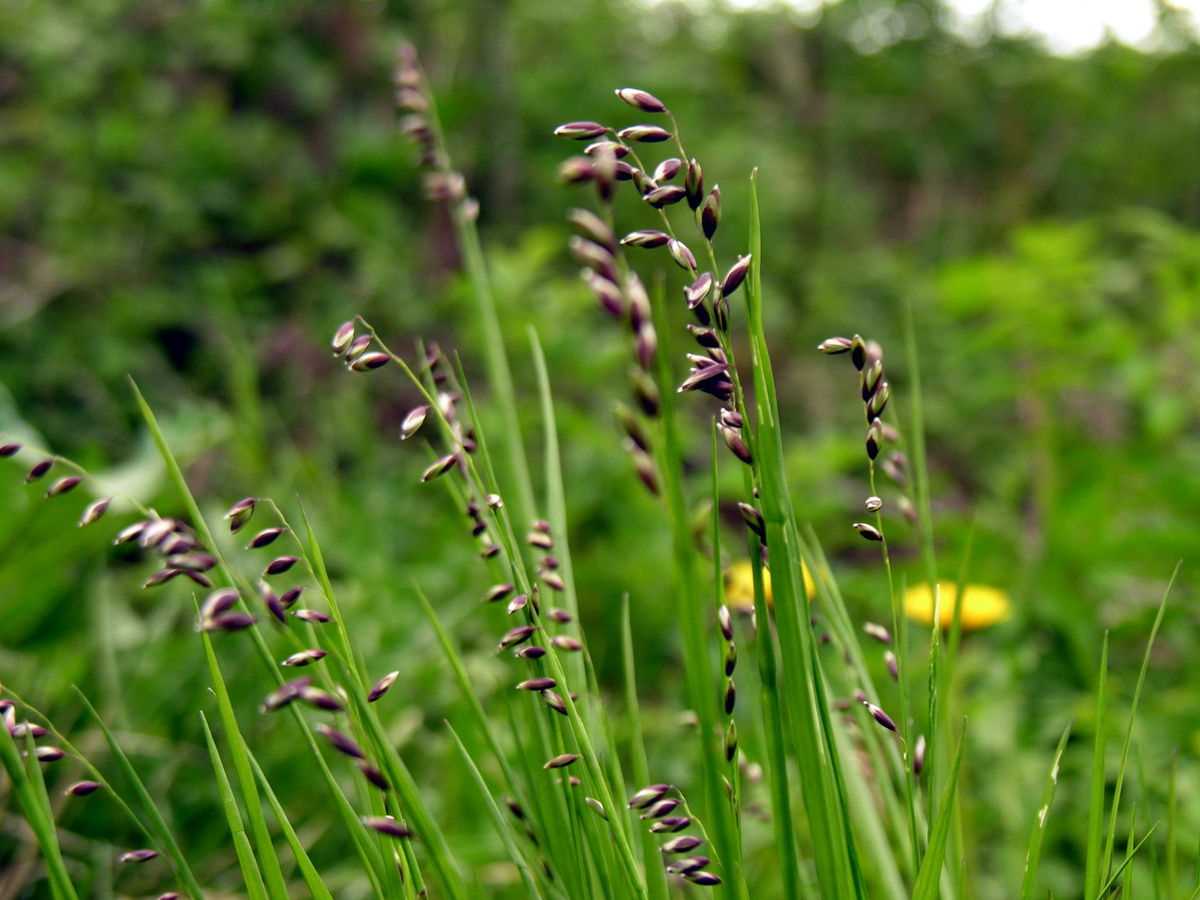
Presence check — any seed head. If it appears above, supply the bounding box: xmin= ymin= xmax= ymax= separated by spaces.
xmin=517 ymin=677 xmax=557 ymax=692
xmin=687 ymin=872 xmax=722 ymax=887
xmin=866 ymin=418 xmax=883 ymax=460
xmin=79 ymin=497 xmax=112 ymax=527
xmin=293 ymin=608 xmax=331 ymax=624
xmin=685 ymin=158 xmax=704 ymax=209
xmin=279 ymin=586 xmax=303 ymax=608
xmin=850 ymin=335 xmax=867 ymax=370
xmin=359 ymin=761 xmax=390 ymax=791
xmin=653 ymin=158 xmax=682 ymax=183
xmin=25 ymin=458 xmax=54 ymax=482
xmin=584 ymin=139 xmax=628 ymax=158
xmin=331 ymin=321 xmax=356 ymax=356
xmin=644 ymin=185 xmax=687 ymax=208
xmin=867 ymin=381 xmax=890 ymax=420
xmin=282 ymin=648 xmax=327 ymax=667
xmin=661 ymin=835 xmax=704 ymax=855
xmin=45 ymin=475 xmax=81 ymax=497
xmin=485 ymin=583 xmax=514 ymax=604
xmin=368 ymin=670 xmax=399 ymax=702
xmin=724 ymin=719 xmax=738 ymax=761
xmin=554 ymin=121 xmax=608 ymax=140
xmin=421 ymin=453 xmax=459 ymax=483
xmin=642 ymin=797 xmax=679 ymax=819
xmin=913 ymin=734 xmax=927 ymax=775
xmin=543 ymin=753 xmax=579 ymax=769
xmin=35 ymin=746 xmax=64 ymax=763
xmin=225 ymin=497 xmax=256 ymax=533
xmin=317 ymin=723 xmax=365 ymax=759
xmin=586 ymin=796 xmax=608 ymax=819
xmin=614 ymin=87 xmax=667 ymax=113
xmin=300 ymin=686 xmax=344 ymax=712
xmin=0 ymin=442 xmax=21 ymax=457
xmin=617 ymin=124 xmax=672 ymax=143
xmin=620 ymin=229 xmax=671 ymax=250
xmin=862 ymin=700 xmax=898 ymax=733
xmin=363 ymin=815 xmax=413 ymax=839
xmin=701 ymin=185 xmax=721 ymax=240
xmin=737 ymin=502 xmax=765 ymax=540
xmin=724 ymin=641 xmax=737 ymax=677
xmin=818 ymin=336 xmax=853 ymax=354
xmin=865 ymin=495 xmax=883 ymax=512
xmin=863 ymin=621 xmax=892 ymax=644
xmin=852 ymin=522 xmax=883 ymax=542
xmin=516 ymin=645 xmax=546 ymax=660
xmin=507 ymin=593 xmax=529 ymax=615
xmin=349 ymin=351 xmax=390 ymax=372
xmin=668 ymin=239 xmax=697 ymax=272
xmin=201 ymin=589 xmax=239 ymax=620
xmin=651 ymin=816 xmax=691 ymax=833
xmin=721 ymin=255 xmax=752 ymax=297
xmin=118 ymin=849 xmax=159 ymax=864
xmin=498 ymin=625 xmax=536 ymax=650
xmin=720 ymin=426 xmax=752 ymax=465
xmin=717 ymin=604 xmax=733 ymax=641
xmin=667 ymin=856 xmax=710 ymax=875
xmin=66 ymin=780 xmax=102 ymax=797
xmin=723 ymin=679 xmax=736 ymax=715
xmin=628 ymin=784 xmax=672 ymax=808
xmin=549 ymin=607 xmax=573 ymax=624
xmin=205 ymin=611 xmax=256 ymax=633
xmin=264 ymin=555 xmax=298 ymax=576
xmin=551 ymin=635 xmax=582 ymax=652
xmin=260 ymin=677 xmax=312 ymax=713
xmin=884 ymin=650 xmax=899 ymax=681
xmin=635 ymin=322 xmax=658 ymax=370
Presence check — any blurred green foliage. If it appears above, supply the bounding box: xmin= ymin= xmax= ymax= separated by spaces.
xmin=2 ymin=0 xmax=1200 ymax=896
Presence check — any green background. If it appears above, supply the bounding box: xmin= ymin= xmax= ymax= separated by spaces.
xmin=2 ymin=0 xmax=1198 ymax=896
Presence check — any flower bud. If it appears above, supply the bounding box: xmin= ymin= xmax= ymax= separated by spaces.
xmin=614 ymin=88 xmax=667 ymax=113
xmin=554 ymin=121 xmax=607 ymax=140
xmin=701 ymin=185 xmax=720 ymax=240
xmin=617 ymin=125 xmax=672 ymax=143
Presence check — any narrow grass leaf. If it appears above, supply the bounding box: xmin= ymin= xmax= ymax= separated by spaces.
xmin=200 ymin=712 xmax=269 ymax=900
xmin=1020 ymin=724 xmax=1072 ymax=899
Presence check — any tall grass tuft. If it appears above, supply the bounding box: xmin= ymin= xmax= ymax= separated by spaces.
xmin=0 ymin=45 xmax=1189 ymax=900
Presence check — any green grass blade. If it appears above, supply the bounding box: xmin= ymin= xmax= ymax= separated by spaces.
xmin=446 ymin=723 xmax=545 ymax=900
xmin=0 ymin=724 xmax=78 ymax=900
xmin=649 ymin=270 xmax=745 ymax=900
xmin=1084 ymin=631 xmax=1111 ymax=898
xmin=129 ymin=377 xmax=392 ymax=895
xmin=197 ymin=621 xmax=289 ymax=900
xmin=1020 ymin=724 xmax=1072 ymax=899
xmin=74 ymin=689 xmax=204 ymax=899
xmin=912 ymin=725 xmax=965 ymax=900
xmin=1101 ymin=564 xmax=1177 ymax=884
xmin=200 ymin=712 xmax=269 ymax=900
xmin=246 ymin=749 xmax=335 ymax=900
xmin=744 ymin=168 xmax=860 ymax=898
xmin=1099 ymin=823 xmax=1159 ymax=899
xmin=620 ymin=594 xmax=672 ymax=900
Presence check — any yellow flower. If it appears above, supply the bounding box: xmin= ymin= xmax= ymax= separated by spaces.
xmin=723 ymin=559 xmax=815 ymax=613
xmin=903 ymin=582 xmax=1010 ymax=631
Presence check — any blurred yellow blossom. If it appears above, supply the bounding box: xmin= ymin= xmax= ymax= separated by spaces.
xmin=723 ymin=559 xmax=815 ymax=612
xmin=903 ymin=582 xmax=1010 ymax=631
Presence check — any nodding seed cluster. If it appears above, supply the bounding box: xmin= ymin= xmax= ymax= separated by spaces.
xmin=628 ymin=782 xmax=721 ymax=887
xmin=818 ymin=334 xmax=915 ymax=529
xmin=717 ymin=605 xmax=738 ymax=764
xmin=555 ymin=88 xmax=754 ymax=478
xmin=3 ymin=441 xmax=115 ymax=527
xmin=4 ymin=698 xmax=172 ymax=879
xmin=395 ymin=43 xmax=477 ymax=221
